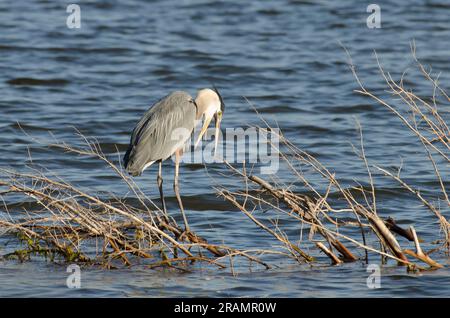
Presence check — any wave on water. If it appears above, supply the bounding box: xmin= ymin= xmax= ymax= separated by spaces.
xmin=6 ymin=77 xmax=70 ymax=86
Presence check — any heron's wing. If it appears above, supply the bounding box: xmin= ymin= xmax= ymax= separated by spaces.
xmin=124 ymin=91 xmax=196 ymax=175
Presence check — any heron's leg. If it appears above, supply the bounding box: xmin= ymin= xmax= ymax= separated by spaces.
xmin=174 ymin=149 xmax=190 ymax=232
xmin=157 ymin=161 xmax=168 ymax=220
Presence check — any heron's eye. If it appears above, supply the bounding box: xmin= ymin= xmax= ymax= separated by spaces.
xmin=218 ymin=111 xmax=222 ymax=117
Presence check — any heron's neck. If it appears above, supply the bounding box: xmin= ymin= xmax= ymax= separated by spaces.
xmin=195 ymin=99 xmax=208 ymax=120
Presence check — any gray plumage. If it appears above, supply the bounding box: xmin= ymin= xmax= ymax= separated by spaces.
xmin=123 ymin=91 xmax=197 ymax=176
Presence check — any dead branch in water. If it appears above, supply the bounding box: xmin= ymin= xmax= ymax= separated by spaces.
xmin=216 ymin=45 xmax=449 ymax=271
xmin=344 ymin=42 xmax=450 ymax=243
xmin=0 ymin=45 xmax=448 ymax=273
xmin=403 ymin=227 xmax=443 ymax=269
xmin=316 ymin=242 xmax=342 ymax=265
xmin=0 ymin=136 xmax=268 ymax=271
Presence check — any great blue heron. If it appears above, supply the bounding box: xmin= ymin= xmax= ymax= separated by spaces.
xmin=123 ymin=88 xmax=225 ymax=232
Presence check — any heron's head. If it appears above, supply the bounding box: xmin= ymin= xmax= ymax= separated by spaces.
xmin=194 ymin=87 xmax=225 ymax=155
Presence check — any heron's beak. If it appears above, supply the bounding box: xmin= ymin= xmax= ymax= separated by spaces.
xmin=213 ymin=112 xmax=222 ymax=156
xmin=194 ymin=115 xmax=213 ymax=148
